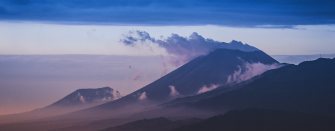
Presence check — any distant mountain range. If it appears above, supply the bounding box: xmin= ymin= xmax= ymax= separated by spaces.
xmin=272 ymin=54 xmax=335 ymax=64
xmin=2 ymin=47 xmax=335 ymax=131
xmin=65 ymin=49 xmax=280 ymax=118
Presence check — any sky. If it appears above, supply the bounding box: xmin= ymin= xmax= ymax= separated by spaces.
xmin=0 ymin=0 xmax=335 ymax=115
xmin=0 ymin=0 xmax=335 ymax=55
xmin=0 ymin=55 xmax=168 ymax=115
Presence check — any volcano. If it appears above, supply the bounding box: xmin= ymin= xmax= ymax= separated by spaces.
xmin=48 ymin=87 xmax=122 ymax=107
xmin=0 ymin=87 xmax=122 ymax=124
xmin=67 ymin=48 xmax=280 ymax=119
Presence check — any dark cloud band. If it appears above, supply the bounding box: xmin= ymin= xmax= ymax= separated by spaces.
xmin=0 ymin=0 xmax=334 ymax=27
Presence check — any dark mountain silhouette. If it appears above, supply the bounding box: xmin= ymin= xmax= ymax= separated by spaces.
xmin=174 ymin=108 xmax=335 ymax=131
xmin=0 ymin=87 xmax=121 ymax=124
xmin=92 ymin=109 xmax=335 ymax=131
xmin=188 ymin=58 xmax=335 ymax=116
xmin=48 ymin=118 xmax=131 ymax=131
xmin=70 ymin=49 xmax=279 ymax=118
xmin=160 ymin=78 xmax=256 ymax=107
xmin=99 ymin=117 xmax=202 ymax=131
xmin=47 ymin=117 xmax=202 ymax=131
xmin=128 ymin=79 xmax=260 ymax=119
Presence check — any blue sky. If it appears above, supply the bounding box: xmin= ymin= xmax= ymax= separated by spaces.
xmin=0 ymin=0 xmax=334 ymax=55
xmin=1 ymin=0 xmax=335 ymax=26
xmin=0 ymin=55 xmax=167 ymax=115
xmin=0 ymin=0 xmax=335 ymax=55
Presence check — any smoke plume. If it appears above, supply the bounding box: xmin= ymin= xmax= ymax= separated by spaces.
xmin=227 ymin=62 xmax=283 ymax=84
xmin=121 ymin=31 xmax=259 ymax=67
xmin=139 ymin=92 xmax=147 ymax=100
xmin=196 ymin=62 xmax=282 ymax=94
xmin=169 ymin=85 xmax=180 ymax=97
xmin=130 ymin=72 xmax=141 ymax=81
xmin=160 ymin=55 xmax=169 ymax=77
xmin=197 ymin=84 xmax=220 ymax=94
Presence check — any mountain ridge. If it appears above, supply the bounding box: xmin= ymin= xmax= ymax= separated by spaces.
xmin=0 ymin=87 xmax=122 ymax=124
xmin=186 ymin=57 xmax=335 ymax=116
xmin=46 ymin=86 xmax=122 ymax=108
xmin=174 ymin=108 xmax=335 ymax=131
xmin=62 ymin=49 xmax=279 ymax=119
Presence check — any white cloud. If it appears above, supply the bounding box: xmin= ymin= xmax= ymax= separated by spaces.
xmin=227 ymin=62 xmax=283 ymax=84
xmin=197 ymin=84 xmax=220 ymax=94
xmin=77 ymin=93 xmax=86 ymax=103
xmin=112 ymin=90 xmax=121 ymax=100
xmin=196 ymin=62 xmax=282 ymax=94
xmin=169 ymin=85 xmax=180 ymax=96
xmin=122 ymin=31 xmax=259 ymax=67
xmin=131 ymin=72 xmax=142 ymax=81
xmin=139 ymin=92 xmax=147 ymax=100
xmin=160 ymin=55 xmax=169 ymax=77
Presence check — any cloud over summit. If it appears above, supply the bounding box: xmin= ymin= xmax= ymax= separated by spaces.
xmin=122 ymin=31 xmax=259 ymax=66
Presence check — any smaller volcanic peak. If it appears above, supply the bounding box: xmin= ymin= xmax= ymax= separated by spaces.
xmin=49 ymin=87 xmax=122 ymax=107
xmin=0 ymin=87 xmax=122 ymax=124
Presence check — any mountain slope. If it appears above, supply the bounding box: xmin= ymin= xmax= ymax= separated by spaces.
xmin=160 ymin=77 xmax=256 ymax=107
xmin=47 ymin=87 xmax=121 ymax=107
xmin=0 ymin=87 xmax=121 ymax=124
xmin=99 ymin=117 xmax=202 ymax=131
xmin=64 ymin=49 xmax=279 ymax=119
xmin=189 ymin=58 xmax=335 ymax=116
xmin=95 ymin=49 xmax=278 ymax=109
xmin=174 ymin=109 xmax=335 ymax=131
